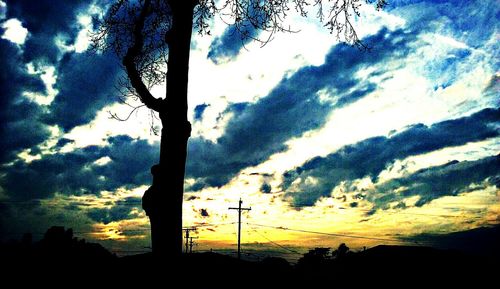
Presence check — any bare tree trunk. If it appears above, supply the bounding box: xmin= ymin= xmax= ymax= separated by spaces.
xmin=149 ymin=1 xmax=195 ymax=258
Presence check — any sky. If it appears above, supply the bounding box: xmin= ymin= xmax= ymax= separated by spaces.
xmin=0 ymin=0 xmax=498 ymax=260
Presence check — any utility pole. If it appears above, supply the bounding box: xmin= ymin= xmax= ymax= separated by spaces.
xmin=183 ymin=227 xmax=196 ymax=253
xmin=189 ymin=236 xmax=198 ymax=253
xmin=229 ymin=198 xmax=251 ymax=260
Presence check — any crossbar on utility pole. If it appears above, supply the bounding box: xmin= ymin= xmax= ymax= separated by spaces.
xmin=183 ymin=227 xmax=196 ymax=253
xmin=229 ymin=198 xmax=251 ymax=259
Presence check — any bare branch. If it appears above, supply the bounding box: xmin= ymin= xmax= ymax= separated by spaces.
xmin=122 ymin=0 xmax=164 ymax=112
xmin=193 ymin=0 xmax=385 ymax=50
xmin=92 ymin=0 xmax=386 ymax=127
xmin=108 ymin=104 xmax=146 ymax=122
xmin=91 ymin=0 xmax=172 ymax=114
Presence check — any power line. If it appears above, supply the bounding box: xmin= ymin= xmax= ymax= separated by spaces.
xmin=248 ymin=226 xmax=302 ymax=255
xmin=247 ymin=222 xmax=407 ymax=243
xmin=189 ymin=222 xmax=236 ymax=228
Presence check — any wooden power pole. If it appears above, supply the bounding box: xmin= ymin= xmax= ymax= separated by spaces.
xmin=229 ymin=198 xmax=251 ymax=259
xmin=189 ymin=236 xmax=198 ymax=253
xmin=183 ymin=227 xmax=196 ymax=253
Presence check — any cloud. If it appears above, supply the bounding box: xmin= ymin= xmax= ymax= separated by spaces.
xmin=0 ymin=39 xmax=50 ymax=163
xmin=0 ymin=1 xmax=123 ymax=164
xmin=4 ymin=0 xmax=89 ymax=63
xmin=369 ymin=155 xmax=499 ymax=209
xmin=1 ymin=135 xmax=159 ymax=201
xmin=187 ymin=28 xmax=419 ymax=190
xmin=3 ymin=0 xmax=123 ymax=132
xmin=0 ymin=1 xmax=5 ymax=20
xmin=1 ymin=18 xmax=28 ymax=45
xmin=260 ymin=183 xmax=272 ymax=194
xmin=282 ymin=108 xmax=500 ymax=206
xmin=194 ymin=103 xmax=210 ymax=121
xmin=54 ymin=138 xmax=75 ymax=149
xmin=388 ymin=0 xmax=499 ymax=93
xmin=207 ymin=26 xmax=254 ymax=64
xmin=87 ymin=197 xmax=141 ymax=224
xmin=0 ymin=199 xmax=96 ymax=242
xmin=44 ymin=52 xmax=123 ymax=131
xmin=390 ymin=0 xmax=498 ymax=45
xmin=207 ymin=4 xmax=267 ymax=64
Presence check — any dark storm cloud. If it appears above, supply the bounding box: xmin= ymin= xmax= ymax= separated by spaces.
xmin=92 ymin=135 xmax=159 ymax=189
xmin=282 ymin=108 xmax=500 ymax=206
xmin=194 ymin=103 xmax=210 ymax=121
xmin=0 ymin=1 xmax=123 ymax=167
xmin=3 ymin=0 xmax=124 ymax=132
xmin=87 ymin=206 xmax=134 ymax=224
xmin=87 ymin=197 xmax=141 ymax=224
xmin=5 ymin=0 xmax=88 ymax=63
xmin=1 ymin=135 xmax=159 ymax=201
xmin=54 ymin=138 xmax=75 ymax=149
xmin=260 ymin=183 xmax=272 ymax=194
xmin=44 ymin=52 xmax=123 ymax=131
xmin=207 ymin=4 xmax=266 ymax=64
xmin=0 ymin=199 xmax=97 ymax=242
xmin=187 ymin=28 xmax=418 ymax=190
xmin=0 ymin=39 xmax=51 ymax=163
xmin=369 ymin=155 xmax=499 ymax=208
xmin=207 ymin=25 xmax=255 ymax=64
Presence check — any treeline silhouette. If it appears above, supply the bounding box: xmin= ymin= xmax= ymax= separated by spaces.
xmin=1 ymin=226 xmax=497 ymax=288
xmin=1 ymin=227 xmax=116 ymax=276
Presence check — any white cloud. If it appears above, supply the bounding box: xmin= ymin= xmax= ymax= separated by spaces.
xmin=377 ymin=138 xmax=500 ymax=183
xmin=23 ymin=64 xmax=58 ymax=105
xmin=94 ymin=156 xmax=112 ymax=166
xmin=178 ymin=23 xmax=499 ymax=245
xmin=187 ymin=6 xmax=406 ymax=141
xmin=15 ymin=125 xmax=61 ymax=164
xmin=191 ymin=96 xmax=234 ymax=142
xmin=1 ymin=18 xmax=28 ymax=45
xmin=73 ymin=14 xmax=92 ymax=53
xmin=59 ymin=102 xmax=159 ymax=152
xmin=0 ymin=1 xmax=6 ymax=20
xmin=48 ymin=3 xmax=408 ymax=152
xmin=236 ymin=29 xmax=496 ymax=181
xmin=54 ymin=4 xmax=102 ymax=54
xmin=431 ymin=33 xmax=469 ymax=50
xmin=15 ymin=148 xmax=42 ymax=163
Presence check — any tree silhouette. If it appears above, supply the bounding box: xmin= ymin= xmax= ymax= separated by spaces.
xmin=92 ymin=0 xmax=387 ymax=259
xmin=332 ymin=242 xmax=349 ymax=259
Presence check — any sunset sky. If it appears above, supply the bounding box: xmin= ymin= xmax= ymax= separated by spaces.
xmin=0 ymin=0 xmax=498 ymax=260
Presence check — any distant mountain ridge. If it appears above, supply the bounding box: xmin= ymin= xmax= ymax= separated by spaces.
xmin=407 ymin=224 xmax=500 ymax=258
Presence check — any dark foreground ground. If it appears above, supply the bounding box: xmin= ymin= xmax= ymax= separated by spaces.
xmin=1 ymin=226 xmax=498 ymax=288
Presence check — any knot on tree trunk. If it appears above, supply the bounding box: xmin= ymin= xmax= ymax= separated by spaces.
xmin=184 ymin=121 xmax=192 ymax=139
xmin=142 ymin=164 xmax=162 ymax=216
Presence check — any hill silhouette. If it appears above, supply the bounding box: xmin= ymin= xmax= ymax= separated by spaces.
xmin=1 ymin=226 xmax=497 ymax=288
xmin=408 ymin=224 xmax=500 ymax=258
